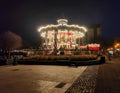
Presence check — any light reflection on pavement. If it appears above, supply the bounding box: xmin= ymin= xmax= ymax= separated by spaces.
xmin=0 ymin=65 xmax=87 ymax=93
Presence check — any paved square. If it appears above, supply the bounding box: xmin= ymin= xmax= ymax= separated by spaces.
xmin=0 ymin=65 xmax=87 ymax=93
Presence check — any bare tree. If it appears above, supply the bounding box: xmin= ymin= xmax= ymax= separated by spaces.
xmin=0 ymin=31 xmax=23 ymax=50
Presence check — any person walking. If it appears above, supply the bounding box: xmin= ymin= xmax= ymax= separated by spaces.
xmin=13 ymin=56 xmax=18 ymax=65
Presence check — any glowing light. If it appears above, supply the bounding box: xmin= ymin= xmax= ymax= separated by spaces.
xmin=57 ymin=19 xmax=68 ymax=25
xmin=38 ymin=18 xmax=87 ymax=49
xmin=88 ymin=44 xmax=100 ymax=50
xmin=114 ymin=43 xmax=120 ymax=49
xmin=107 ymin=47 xmax=113 ymax=51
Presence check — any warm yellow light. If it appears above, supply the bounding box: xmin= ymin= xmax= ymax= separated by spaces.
xmin=114 ymin=43 xmax=120 ymax=49
xmin=57 ymin=19 xmax=68 ymax=25
xmin=110 ymin=48 xmax=113 ymax=50
xmin=38 ymin=19 xmax=87 ymax=33
xmin=107 ymin=47 xmax=113 ymax=51
xmin=38 ymin=18 xmax=88 ymax=49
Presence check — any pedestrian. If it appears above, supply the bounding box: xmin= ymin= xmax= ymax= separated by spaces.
xmin=59 ymin=46 xmax=65 ymax=55
xmin=108 ymin=53 xmax=112 ymax=61
xmin=13 ymin=56 xmax=18 ymax=65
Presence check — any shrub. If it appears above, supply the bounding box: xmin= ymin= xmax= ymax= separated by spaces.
xmin=19 ymin=54 xmax=97 ymax=61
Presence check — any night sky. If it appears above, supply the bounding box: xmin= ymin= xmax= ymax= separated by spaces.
xmin=0 ymin=0 xmax=120 ymax=46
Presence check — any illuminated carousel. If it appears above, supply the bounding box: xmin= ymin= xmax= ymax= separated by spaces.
xmin=38 ymin=19 xmax=87 ymax=52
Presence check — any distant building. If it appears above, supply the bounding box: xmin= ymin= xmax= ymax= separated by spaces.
xmin=83 ymin=24 xmax=102 ymax=45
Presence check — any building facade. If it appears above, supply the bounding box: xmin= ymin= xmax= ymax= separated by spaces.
xmin=84 ymin=24 xmax=102 ymax=45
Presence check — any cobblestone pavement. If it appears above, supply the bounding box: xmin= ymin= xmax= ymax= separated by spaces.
xmin=65 ymin=56 xmax=120 ymax=93
xmin=1 ymin=56 xmax=120 ymax=93
xmin=65 ymin=65 xmax=99 ymax=93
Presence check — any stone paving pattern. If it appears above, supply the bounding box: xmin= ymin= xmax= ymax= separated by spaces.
xmin=65 ymin=56 xmax=120 ymax=93
xmin=65 ymin=65 xmax=99 ymax=93
xmin=0 ymin=56 xmax=120 ymax=93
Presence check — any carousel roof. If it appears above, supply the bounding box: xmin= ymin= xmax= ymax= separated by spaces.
xmin=38 ymin=18 xmax=87 ymax=38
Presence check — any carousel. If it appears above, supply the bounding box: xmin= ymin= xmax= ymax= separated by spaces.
xmin=38 ymin=18 xmax=87 ymax=51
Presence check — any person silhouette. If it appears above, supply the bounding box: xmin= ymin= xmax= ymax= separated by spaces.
xmin=13 ymin=56 xmax=18 ymax=65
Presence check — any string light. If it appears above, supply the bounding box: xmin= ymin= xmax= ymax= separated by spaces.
xmin=38 ymin=18 xmax=87 ymax=49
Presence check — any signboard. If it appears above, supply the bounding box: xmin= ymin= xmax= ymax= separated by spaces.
xmin=88 ymin=44 xmax=100 ymax=50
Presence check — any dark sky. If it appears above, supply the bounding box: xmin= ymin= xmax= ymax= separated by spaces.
xmin=0 ymin=0 xmax=120 ymax=45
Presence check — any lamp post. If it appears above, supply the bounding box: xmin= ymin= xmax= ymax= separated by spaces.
xmin=53 ymin=29 xmax=58 ymax=55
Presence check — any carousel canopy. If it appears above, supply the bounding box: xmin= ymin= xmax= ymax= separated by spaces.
xmin=38 ymin=18 xmax=87 ymax=38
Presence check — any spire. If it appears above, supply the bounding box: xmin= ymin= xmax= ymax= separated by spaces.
xmin=58 ymin=13 xmax=69 ymax=19
xmin=59 ymin=13 xmax=66 ymax=19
